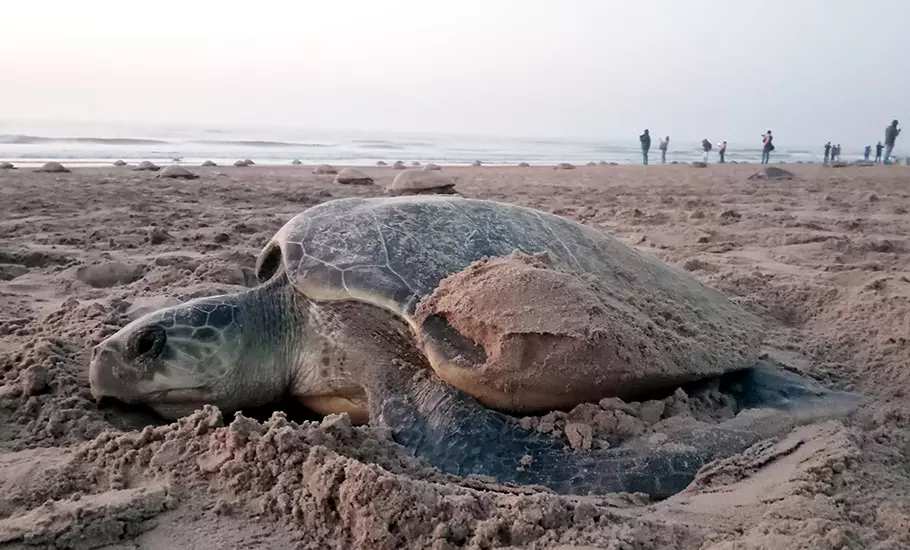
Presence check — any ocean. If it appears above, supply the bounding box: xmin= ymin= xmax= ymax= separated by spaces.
xmin=0 ymin=120 xmax=837 ymax=167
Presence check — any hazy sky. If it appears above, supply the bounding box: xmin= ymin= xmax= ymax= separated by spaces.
xmin=2 ymin=0 xmax=908 ymax=148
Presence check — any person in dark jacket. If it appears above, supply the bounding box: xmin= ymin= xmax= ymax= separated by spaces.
xmin=823 ymin=142 xmax=832 ymax=164
xmin=864 ymin=145 xmax=872 ymax=161
xmin=884 ymin=119 xmax=901 ymax=164
xmin=640 ymin=129 xmax=651 ymax=165
xmin=875 ymin=141 xmax=884 ymax=163
xmin=718 ymin=141 xmax=727 ymax=163
xmin=761 ymin=131 xmax=774 ymax=164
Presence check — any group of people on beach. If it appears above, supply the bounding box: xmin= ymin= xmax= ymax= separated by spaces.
xmin=638 ymin=119 xmax=901 ymax=166
xmin=829 ymin=119 xmax=902 ymax=165
xmin=638 ymin=130 xmax=772 ymax=164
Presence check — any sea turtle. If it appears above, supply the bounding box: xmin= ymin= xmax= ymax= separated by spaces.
xmin=555 ymin=163 xmax=576 ymax=170
xmin=133 ymin=161 xmax=160 ymax=172
xmin=387 ymin=169 xmax=456 ymax=196
xmin=313 ymin=164 xmax=338 ymax=175
xmin=586 ymin=161 xmax=597 ymax=167
xmin=35 ymin=161 xmax=70 ymax=173
xmin=518 ymin=162 xmax=531 ymax=167
xmin=157 ymin=165 xmax=199 ymax=180
xmin=334 ymin=168 xmax=373 ymax=185
xmin=90 ymin=196 xmax=860 ymax=499
xmin=291 ymin=159 xmax=303 ymax=166
xmin=411 ymin=161 xmax=421 ymax=166
xmin=0 ymin=162 xmax=16 ymax=170
xmin=113 ymin=160 xmax=127 ymax=167
xmin=691 ymin=161 xmax=708 ymax=168
xmin=472 ymin=160 xmax=482 ymax=166
xmin=423 ymin=163 xmax=441 ymax=171
xmin=392 ymin=161 xmax=406 ymax=169
xmin=234 ymin=160 xmax=249 ymax=167
xmin=244 ymin=159 xmax=255 ymax=165
xmin=748 ymin=167 xmax=793 ymax=181
xmin=376 ymin=161 xmax=388 ymax=167
xmin=202 ymin=160 xmax=218 ymax=167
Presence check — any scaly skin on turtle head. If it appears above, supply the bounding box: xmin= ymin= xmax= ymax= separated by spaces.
xmin=89 ymin=274 xmax=303 ymax=419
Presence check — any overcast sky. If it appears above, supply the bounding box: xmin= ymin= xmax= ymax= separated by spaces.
xmin=1 ymin=0 xmax=908 ymax=148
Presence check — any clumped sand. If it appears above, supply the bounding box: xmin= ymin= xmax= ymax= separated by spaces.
xmin=1 ymin=163 xmax=909 ymax=549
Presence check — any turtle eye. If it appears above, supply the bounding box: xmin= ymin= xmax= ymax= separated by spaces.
xmin=129 ymin=325 xmax=167 ymax=359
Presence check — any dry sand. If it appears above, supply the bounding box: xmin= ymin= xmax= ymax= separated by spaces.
xmin=0 ymin=162 xmax=909 ymax=549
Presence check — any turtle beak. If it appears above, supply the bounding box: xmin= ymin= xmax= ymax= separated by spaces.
xmin=89 ymin=342 xmax=145 ymax=403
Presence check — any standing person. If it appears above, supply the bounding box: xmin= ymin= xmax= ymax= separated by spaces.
xmin=640 ymin=129 xmax=651 ymax=165
xmin=864 ymin=145 xmax=872 ymax=161
xmin=659 ymin=136 xmax=669 ymax=164
xmin=761 ymin=131 xmax=774 ymax=164
xmin=875 ymin=141 xmax=884 ymax=163
xmin=835 ymin=144 xmax=842 ymax=161
xmin=884 ymin=119 xmax=901 ymax=164
xmin=701 ymin=138 xmax=712 ymax=162
xmin=718 ymin=140 xmax=727 ymax=163
xmin=823 ymin=141 xmax=832 ymax=164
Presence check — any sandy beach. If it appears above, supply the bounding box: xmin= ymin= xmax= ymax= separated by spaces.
xmin=1 ymin=162 xmax=909 ymax=549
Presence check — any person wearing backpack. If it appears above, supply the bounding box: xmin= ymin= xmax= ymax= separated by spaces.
xmin=761 ymin=131 xmax=774 ymax=164
xmin=701 ymin=138 xmax=713 ymax=162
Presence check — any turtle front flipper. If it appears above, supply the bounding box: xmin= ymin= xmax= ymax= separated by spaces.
xmin=365 ymin=359 xmax=862 ymax=499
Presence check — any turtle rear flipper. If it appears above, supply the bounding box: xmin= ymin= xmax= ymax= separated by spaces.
xmin=366 ymin=360 xmax=862 ymax=499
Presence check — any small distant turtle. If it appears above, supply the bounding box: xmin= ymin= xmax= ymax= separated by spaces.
xmin=201 ymin=160 xmax=217 ymax=167
xmin=313 ymin=164 xmax=338 ymax=175
xmin=157 ymin=165 xmax=199 ymax=180
xmin=376 ymin=161 xmax=388 ymax=166
xmin=113 ymin=160 xmax=127 ymax=167
xmin=387 ymin=169 xmax=456 ymax=195
xmin=334 ymin=167 xmax=373 ymax=185
xmin=597 ymin=161 xmax=608 ymax=166
xmin=748 ymin=166 xmax=794 ymax=180
xmin=472 ymin=160 xmax=482 ymax=167
xmin=518 ymin=162 xmax=531 ymax=167
xmin=608 ymin=162 xmax=619 ymax=166
xmin=133 ymin=161 xmax=160 ymax=172
xmin=234 ymin=160 xmax=249 ymax=167
xmin=91 ymin=196 xmax=861 ymax=499
xmin=0 ymin=162 xmax=16 ymax=170
xmin=35 ymin=161 xmax=70 ymax=173
xmin=392 ymin=161 xmax=406 ymax=169
xmin=555 ymin=163 xmax=576 ymax=170
xmin=691 ymin=161 xmax=708 ymax=168
xmin=423 ymin=163 xmax=441 ymax=171
xmin=586 ymin=161 xmax=597 ymax=167
xmin=244 ymin=159 xmax=255 ymax=165
xmin=411 ymin=161 xmax=421 ymax=166
xmin=291 ymin=159 xmax=303 ymax=166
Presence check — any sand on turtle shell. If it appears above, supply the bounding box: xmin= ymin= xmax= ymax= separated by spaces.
xmin=413 ymin=249 xmax=762 ymax=410
xmin=2 ymin=164 xmax=910 ymax=549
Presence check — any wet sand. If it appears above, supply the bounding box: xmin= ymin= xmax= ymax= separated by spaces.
xmin=1 ymin=162 xmax=909 ymax=549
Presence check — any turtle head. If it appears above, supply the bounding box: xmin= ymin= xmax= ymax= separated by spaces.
xmin=89 ymin=291 xmax=289 ymax=420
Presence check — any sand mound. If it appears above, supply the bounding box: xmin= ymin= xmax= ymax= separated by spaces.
xmin=73 ymin=261 xmax=146 ymax=288
xmin=35 ymin=162 xmax=70 ymax=173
